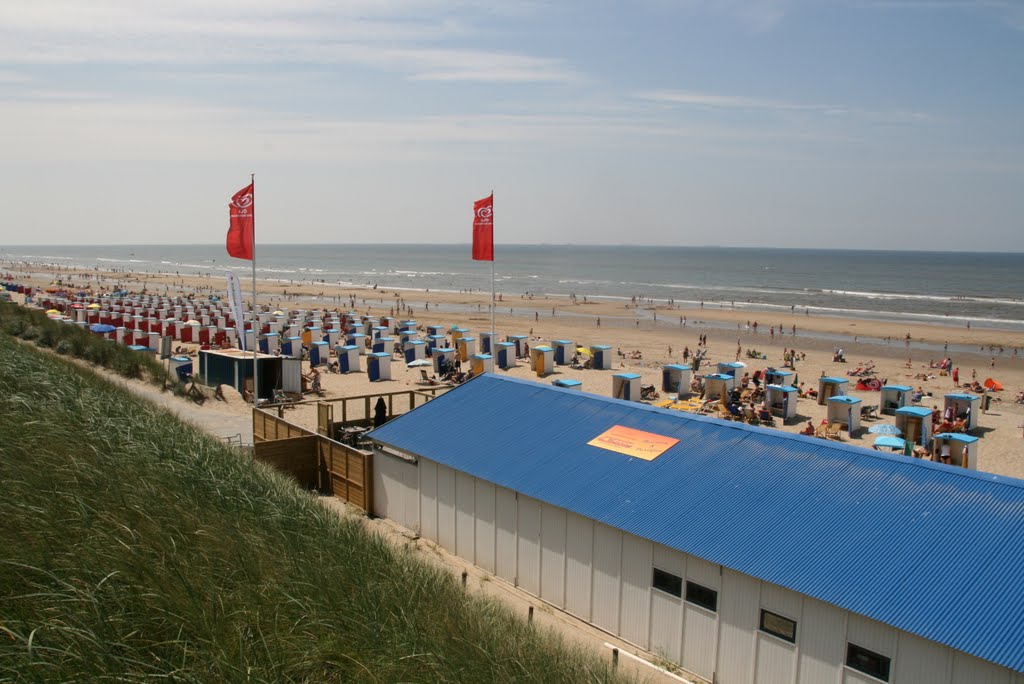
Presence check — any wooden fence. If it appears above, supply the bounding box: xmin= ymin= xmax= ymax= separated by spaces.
xmin=253 ymin=408 xmax=372 ymax=512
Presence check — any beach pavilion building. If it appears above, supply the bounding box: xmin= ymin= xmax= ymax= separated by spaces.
xmin=368 ymin=375 xmax=1024 ymax=684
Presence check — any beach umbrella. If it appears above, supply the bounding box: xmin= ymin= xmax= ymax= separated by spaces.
xmin=733 ymin=361 xmax=747 ymax=368
xmin=45 ymin=309 xmax=60 ymax=315
xmin=273 ymin=310 xmax=285 ymax=315
xmin=89 ymin=323 xmax=117 ymax=333
xmin=868 ymin=424 xmax=902 ymax=436
xmin=576 ymin=347 xmax=591 ymax=356
xmin=86 ymin=303 xmax=101 ymax=309
xmin=184 ymin=319 xmax=201 ymax=325
xmin=71 ymin=303 xmax=84 ymax=309
xmin=874 ymin=436 xmax=906 ymax=450
xmin=407 ymin=359 xmax=431 ymax=368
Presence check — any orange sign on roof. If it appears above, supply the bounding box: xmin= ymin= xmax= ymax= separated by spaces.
xmin=588 ymin=425 xmax=679 ymax=461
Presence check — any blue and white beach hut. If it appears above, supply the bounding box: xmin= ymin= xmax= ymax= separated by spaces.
xmin=372 ymin=325 xmax=388 ymax=340
xmin=507 ymin=334 xmax=528 ymax=358
xmin=456 ymin=337 xmax=476 ymax=362
xmin=401 ymin=320 xmax=417 ymax=334
xmin=432 ymin=348 xmax=456 ymax=375
xmin=895 ymin=406 xmax=933 ymax=446
xmin=282 ymin=336 xmax=303 ymax=359
xmin=335 ymin=344 xmax=360 ymax=373
xmin=349 ymin=322 xmax=365 ymax=336
xmin=373 ymin=336 xmax=394 ymax=355
xmin=766 ymin=385 xmax=798 ymax=422
xmin=880 ymin=384 xmax=913 ymax=415
xmin=763 ymin=368 xmax=794 ymax=388
xmin=309 ymin=340 xmax=329 ymax=367
xmin=530 ymin=346 xmax=554 ymax=377
xmin=827 ymin=395 xmax=862 ymax=436
xmin=478 ymin=331 xmax=493 ymax=354
xmin=932 ymin=433 xmax=979 ymax=470
xmin=324 ymin=328 xmax=342 ymax=347
xmin=662 ymin=364 xmax=692 ymax=396
xmin=169 ymin=355 xmax=193 ymax=382
xmin=260 ymin=332 xmax=280 ymax=355
xmin=470 ymin=353 xmax=492 ymax=376
xmin=612 ymin=373 xmax=642 ymax=401
xmin=427 ymin=325 xmax=445 ymax=338
xmin=552 ymin=378 xmax=582 ymax=390
xmin=944 ymin=393 xmax=979 ymax=431
xmin=367 ymin=352 xmax=392 ymax=382
xmin=817 ymin=377 xmax=848 ymax=405
xmin=404 ymin=340 xmax=426 ymax=363
xmin=590 ymin=345 xmax=613 ymax=370
xmin=494 ymin=342 xmax=515 ymax=370
xmin=398 ymin=330 xmax=416 ymax=350
xmin=552 ymin=340 xmax=574 ymax=365
xmin=427 ymin=334 xmax=446 ymax=350
xmin=702 ymin=374 xmax=733 ymax=402
xmin=347 ymin=332 xmax=367 ymax=353
xmin=717 ymin=361 xmax=745 ymax=378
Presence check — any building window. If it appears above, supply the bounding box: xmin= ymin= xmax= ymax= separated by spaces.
xmin=846 ymin=643 xmax=891 ymax=682
xmin=652 ymin=568 xmax=683 ymax=598
xmin=685 ymin=581 xmax=718 ymax=612
xmin=759 ymin=609 xmax=797 ymax=643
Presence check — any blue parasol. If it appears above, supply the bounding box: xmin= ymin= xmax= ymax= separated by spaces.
xmin=868 ymin=423 xmax=902 ymax=435
xmin=89 ymin=323 xmax=117 ymax=333
xmin=874 ymin=436 xmax=907 ymax=450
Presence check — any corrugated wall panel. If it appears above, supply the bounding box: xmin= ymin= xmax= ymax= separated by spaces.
xmin=455 ymin=471 xmax=476 ymax=562
xmin=650 ymin=545 xmax=686 ymax=664
xmin=540 ymin=504 xmax=566 ymax=608
xmin=474 ymin=479 xmax=496 ymax=574
xmin=403 ymin=457 xmax=419 ymax=534
xmin=718 ymin=569 xmax=759 ymax=684
xmin=592 ymin=522 xmax=622 ymax=634
xmin=682 ymin=602 xmax=718 ymax=682
xmin=517 ymin=495 xmax=541 ymax=595
xmin=952 ymin=652 xmax=1012 ymax=684
xmin=419 ymin=459 xmax=438 ymax=543
xmin=495 ymin=486 xmax=517 ymax=583
xmin=620 ymin=534 xmax=652 ymax=649
xmin=436 ymin=464 xmax=456 ymax=552
xmin=797 ymin=598 xmax=845 ymax=684
xmin=755 ymin=633 xmax=797 ymax=684
xmin=847 ymin=614 xmax=896 ymax=660
xmin=564 ymin=512 xmax=593 ymax=621
xmin=894 ymin=633 xmax=952 ymax=684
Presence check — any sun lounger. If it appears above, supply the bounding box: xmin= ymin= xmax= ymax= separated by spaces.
xmin=826 ymin=422 xmax=844 ymax=439
xmin=814 ymin=423 xmax=830 ymax=439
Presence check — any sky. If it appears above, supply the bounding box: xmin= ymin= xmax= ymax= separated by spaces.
xmin=0 ymin=0 xmax=1022 ymax=250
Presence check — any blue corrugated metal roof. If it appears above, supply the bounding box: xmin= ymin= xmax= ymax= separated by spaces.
xmin=369 ymin=375 xmax=1024 ymax=673
xmin=946 ymin=393 xmax=979 ymax=401
xmin=896 ymin=406 xmax=934 ymax=418
xmin=828 ymin=396 xmax=861 ymax=405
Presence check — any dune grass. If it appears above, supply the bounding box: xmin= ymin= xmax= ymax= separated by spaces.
xmin=0 ymin=334 xmax=630 ymax=683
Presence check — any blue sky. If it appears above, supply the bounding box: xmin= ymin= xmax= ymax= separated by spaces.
xmin=1 ymin=0 xmax=1021 ymax=250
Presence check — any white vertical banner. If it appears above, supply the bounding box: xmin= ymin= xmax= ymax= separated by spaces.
xmin=225 ymin=270 xmax=247 ymax=350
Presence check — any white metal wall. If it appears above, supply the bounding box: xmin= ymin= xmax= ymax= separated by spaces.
xmin=408 ymin=459 xmax=1020 ymax=684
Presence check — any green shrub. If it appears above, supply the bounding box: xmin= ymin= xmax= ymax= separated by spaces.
xmin=55 ymin=339 xmax=72 ymax=355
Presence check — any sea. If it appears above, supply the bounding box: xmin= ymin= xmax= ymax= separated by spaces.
xmin=4 ymin=244 xmax=1023 ymax=337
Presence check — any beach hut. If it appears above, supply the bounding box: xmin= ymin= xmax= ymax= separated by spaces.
xmin=702 ymin=374 xmax=733 ymax=402
xmin=895 ymin=406 xmax=933 ymax=447
xmin=763 ymin=368 xmax=795 ymax=388
xmin=372 ymin=326 xmax=388 ymax=340
xmin=765 ymin=385 xmax=799 ymax=422
xmin=147 ymin=331 xmax=161 ymax=351
xmin=347 ymin=332 xmax=367 ymax=352
xmin=198 ymin=349 xmax=281 ymax=401
xmin=400 ymin=320 xmax=417 ymax=334
xmin=373 ymin=336 xmax=394 ymax=355
xmin=381 ymin=316 xmax=396 ymax=332
xmin=880 ymin=384 xmax=913 ymax=415
xmin=552 ymin=340 xmax=574 ymax=365
xmin=259 ymin=332 xmax=280 ymax=355
xmin=367 ymin=352 xmax=392 ymax=382
xmin=932 ymin=433 xmax=980 ymax=470
xmin=169 ymin=355 xmax=193 ymax=382
xmin=530 ymin=346 xmax=554 ymax=377
xmin=432 ymin=348 xmax=457 ymax=376
xmin=662 ymin=364 xmax=692 ymax=396
xmin=427 ymin=334 xmax=446 ymax=350
xmin=827 ymin=396 xmax=862 ymax=436
xmin=590 ymin=345 xmax=613 ymax=370
xmin=349 ymin=322 xmax=365 ymax=336
xmin=221 ymin=328 xmax=237 ymax=349
xmin=552 ymin=378 xmax=582 ymax=390
xmin=944 ymin=393 xmax=979 ymax=431
xmin=335 ymin=344 xmax=360 ymax=373
xmin=456 ymin=337 xmax=477 ymax=362
xmin=427 ymin=325 xmax=445 ymax=337
xmin=507 ymin=335 xmax=529 ymax=358
xmin=494 ymin=342 xmax=516 ymax=370
xmin=817 ymin=377 xmax=848 ymax=405
xmin=470 ymin=353 xmax=492 ymax=376
xmin=478 ymin=331 xmax=494 ymax=354
xmin=309 ymin=340 xmax=329 ymax=367
xmin=612 ymin=373 xmax=642 ymax=402
xmin=324 ymin=328 xmax=342 ymax=347
xmin=115 ymin=327 xmax=126 ymax=345
xmin=404 ymin=340 xmax=426 ymax=363
xmin=398 ymin=330 xmax=416 ymax=350
xmin=281 ymin=336 xmax=302 ymax=359
xmin=717 ymin=361 xmax=745 ymax=378
xmin=451 ymin=326 xmax=469 ymax=342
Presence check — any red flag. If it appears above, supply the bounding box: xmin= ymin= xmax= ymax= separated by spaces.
xmin=227 ymin=182 xmax=254 ymax=260
xmin=472 ymin=194 xmax=493 ymax=261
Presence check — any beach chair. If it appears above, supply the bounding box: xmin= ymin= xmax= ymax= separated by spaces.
xmin=813 ymin=423 xmax=829 ymax=439
xmin=826 ymin=422 xmax=844 ymax=440
xmin=860 ymin=404 xmax=878 ymax=420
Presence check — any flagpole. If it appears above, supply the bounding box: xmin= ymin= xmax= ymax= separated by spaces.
xmin=251 ymin=172 xmax=258 ymax=405
xmin=490 ymin=191 xmax=495 ymax=345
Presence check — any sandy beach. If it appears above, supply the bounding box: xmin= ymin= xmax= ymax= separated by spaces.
xmin=7 ymin=259 xmax=1024 ymax=479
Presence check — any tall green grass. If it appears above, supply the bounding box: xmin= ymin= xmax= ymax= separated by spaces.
xmin=0 ymin=301 xmax=169 ymax=384
xmin=0 ymin=334 xmax=631 ymax=683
